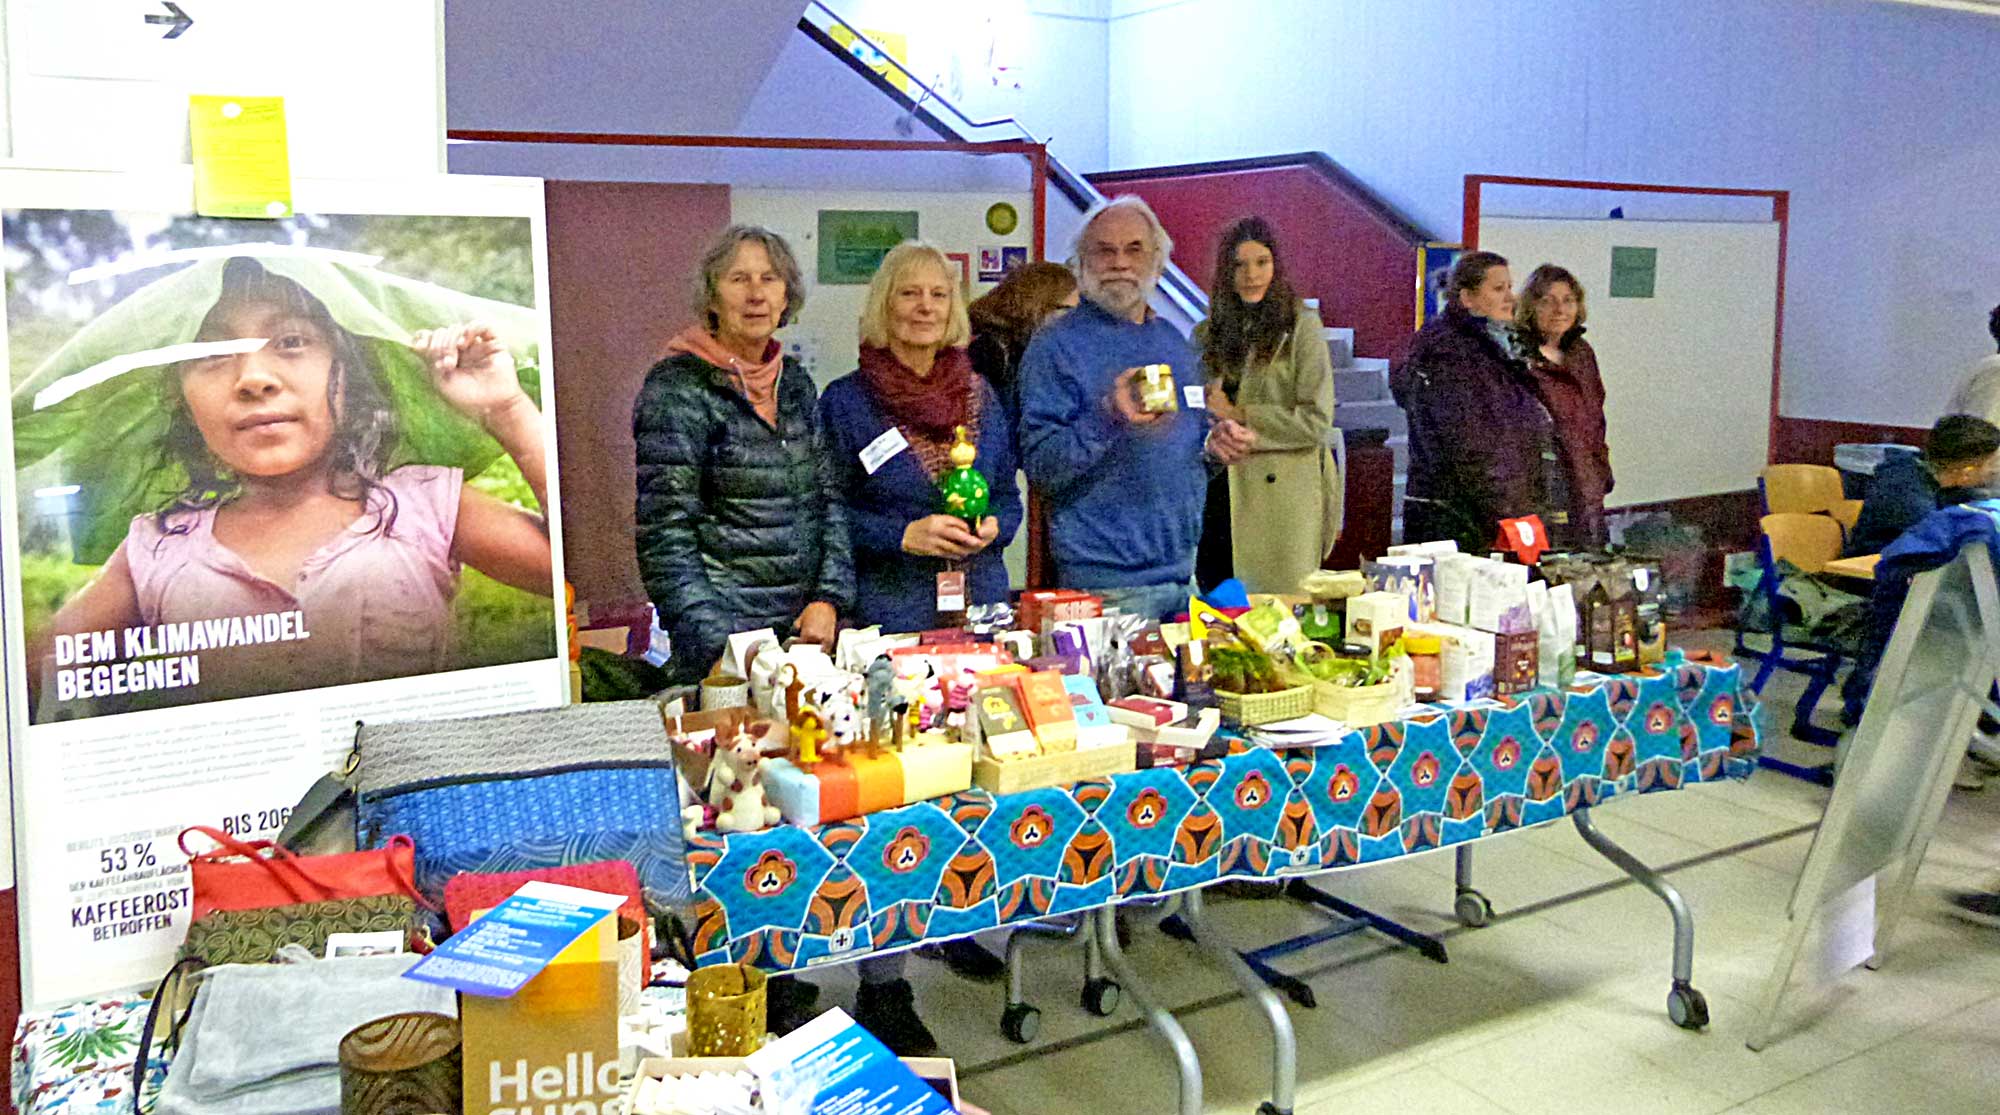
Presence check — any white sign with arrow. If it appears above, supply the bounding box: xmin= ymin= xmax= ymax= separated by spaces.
xmin=5 ymin=0 xmax=442 ymax=174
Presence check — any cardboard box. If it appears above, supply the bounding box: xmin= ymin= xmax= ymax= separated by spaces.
xmin=1345 ymin=592 xmax=1409 ymax=657
xmin=1017 ymin=671 xmax=1079 ymax=752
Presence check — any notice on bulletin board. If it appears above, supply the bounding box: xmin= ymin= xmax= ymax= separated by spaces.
xmin=0 ymin=168 xmax=571 ymax=1007
xmin=1610 ymin=245 xmax=1659 ymax=298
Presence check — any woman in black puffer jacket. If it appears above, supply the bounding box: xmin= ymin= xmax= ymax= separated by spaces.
xmin=633 ymin=226 xmax=853 ymax=685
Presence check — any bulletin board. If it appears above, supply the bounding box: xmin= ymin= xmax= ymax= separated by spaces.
xmin=1467 ymin=177 xmax=1789 ymax=508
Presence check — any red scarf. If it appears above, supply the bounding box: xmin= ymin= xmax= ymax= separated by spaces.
xmin=857 ymin=345 xmax=973 ymax=441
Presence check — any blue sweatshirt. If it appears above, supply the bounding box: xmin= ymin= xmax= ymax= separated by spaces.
xmin=818 ymin=374 xmax=1023 ymax=632
xmin=1018 ymin=298 xmax=1210 ymax=588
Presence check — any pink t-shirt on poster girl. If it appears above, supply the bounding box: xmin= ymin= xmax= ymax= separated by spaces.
xmin=123 ymin=464 xmax=462 ymax=694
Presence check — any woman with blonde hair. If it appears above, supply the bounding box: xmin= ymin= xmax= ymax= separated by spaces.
xmin=816 ymin=241 xmax=1023 ymax=1049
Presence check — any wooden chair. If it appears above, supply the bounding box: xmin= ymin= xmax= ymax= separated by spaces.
xmin=1760 ymin=464 xmax=1846 ymax=516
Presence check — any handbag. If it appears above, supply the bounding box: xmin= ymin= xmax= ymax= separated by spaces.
xmin=443 ymin=859 xmax=646 ymax=933
xmin=180 ymin=825 xmax=428 ymax=921
xmin=347 ymin=701 xmax=690 ymax=911
xmin=149 ymin=954 xmax=456 ymax=1115
xmin=135 ymin=894 xmax=427 ymax=1115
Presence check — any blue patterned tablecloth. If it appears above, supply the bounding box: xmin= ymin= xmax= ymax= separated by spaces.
xmin=684 ymin=656 xmax=1764 ymax=970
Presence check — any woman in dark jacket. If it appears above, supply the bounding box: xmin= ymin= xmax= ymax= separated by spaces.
xmin=632 ymin=225 xmax=853 ymax=685
xmin=1516 ymin=264 xmax=1612 ymax=549
xmin=816 ymin=240 xmax=1024 ymax=1050
xmin=1390 ymin=251 xmax=1553 ymax=550
xmin=821 ymin=241 xmax=1023 ymax=633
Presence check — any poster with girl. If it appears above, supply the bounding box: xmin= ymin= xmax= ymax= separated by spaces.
xmin=0 ymin=169 xmax=568 ymax=1006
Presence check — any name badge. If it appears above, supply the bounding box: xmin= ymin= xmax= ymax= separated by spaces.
xmin=1183 ymin=384 xmax=1207 ymax=409
xmin=860 ymin=427 xmax=909 ymax=475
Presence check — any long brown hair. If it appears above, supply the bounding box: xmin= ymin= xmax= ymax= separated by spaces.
xmin=1514 ymin=263 xmax=1588 ymax=343
xmin=968 ymin=261 xmax=1076 ymax=341
xmin=1202 ymin=216 xmax=1300 ymax=379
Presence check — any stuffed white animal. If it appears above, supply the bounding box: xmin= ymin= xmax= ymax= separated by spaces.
xmin=708 ymin=720 xmax=781 ymax=833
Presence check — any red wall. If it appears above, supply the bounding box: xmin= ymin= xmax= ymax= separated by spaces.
xmin=546 ymin=180 xmax=733 ymax=613
xmin=1772 ymin=416 xmax=1926 ymax=466
xmin=1087 ymin=164 xmax=1425 ymax=359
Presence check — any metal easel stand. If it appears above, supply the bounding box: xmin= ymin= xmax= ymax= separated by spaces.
xmin=1748 ymin=545 xmax=2000 ymax=1052
xmin=1452 ymin=817 xmax=1709 ymax=1030
xmin=996 ymin=916 xmax=1121 ymax=1043
xmin=1091 ymin=903 xmax=1204 ymax=1115
xmin=1159 ymin=878 xmax=1449 ymax=1009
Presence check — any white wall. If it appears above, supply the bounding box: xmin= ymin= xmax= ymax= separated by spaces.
xmin=1104 ymin=0 xmax=2000 ymax=429
xmin=6 ymin=0 xmax=442 ymax=174
xmin=730 ymin=187 xmax=1034 ymax=387
xmin=806 ymin=0 xmax=1111 ymax=170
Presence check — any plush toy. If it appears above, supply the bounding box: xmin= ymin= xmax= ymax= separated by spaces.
xmin=708 ymin=717 xmax=781 ymax=833
xmin=865 ymin=654 xmax=898 ymax=747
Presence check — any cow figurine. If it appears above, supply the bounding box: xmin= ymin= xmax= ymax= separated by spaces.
xmin=708 ymin=715 xmax=781 ymax=833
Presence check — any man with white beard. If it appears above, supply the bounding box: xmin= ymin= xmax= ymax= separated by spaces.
xmin=1018 ymin=196 xmax=1257 ymax=620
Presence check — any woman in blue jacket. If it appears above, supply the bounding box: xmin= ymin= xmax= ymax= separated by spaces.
xmin=820 ymin=241 xmax=1022 ymax=633
xmin=816 ymin=240 xmax=1022 ymax=1050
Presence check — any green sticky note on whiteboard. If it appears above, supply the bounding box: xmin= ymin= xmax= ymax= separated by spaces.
xmin=189 ymin=95 xmax=293 ymax=219
xmin=1610 ymin=246 xmax=1658 ymax=298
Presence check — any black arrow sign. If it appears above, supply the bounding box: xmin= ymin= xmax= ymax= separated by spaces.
xmin=145 ymin=1 xmax=193 ymax=40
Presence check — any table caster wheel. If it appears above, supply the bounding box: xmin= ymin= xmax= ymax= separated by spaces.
xmin=1454 ymin=890 xmax=1494 ymax=928
xmin=1081 ymin=977 xmax=1121 ymax=1017
xmin=1000 ymin=1002 xmax=1041 ymax=1044
xmin=1667 ymin=983 xmax=1709 ymax=1030
xmin=1256 ymin=1103 xmax=1292 ymax=1115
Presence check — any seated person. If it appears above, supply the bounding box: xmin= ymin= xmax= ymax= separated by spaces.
xmin=1839 ymin=415 xmax=1999 ymax=726
xmin=1845 ymin=415 xmax=1999 ymax=557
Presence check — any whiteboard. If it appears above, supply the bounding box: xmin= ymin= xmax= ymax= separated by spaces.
xmin=1478 ymin=217 xmax=1779 ymax=506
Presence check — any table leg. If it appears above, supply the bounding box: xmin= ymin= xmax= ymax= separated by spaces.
xmin=1453 ymin=843 xmax=1494 ymax=927
xmin=1572 ymin=806 xmax=1709 ymax=1030
xmin=1091 ymin=904 xmax=1203 ymax=1115
xmin=1180 ymin=890 xmax=1298 ymax=1115
xmin=1000 ymin=919 xmax=1080 ymax=1044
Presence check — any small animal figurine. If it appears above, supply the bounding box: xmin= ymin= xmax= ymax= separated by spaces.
xmin=790 ymin=705 xmax=828 ymax=769
xmin=708 ymin=714 xmax=780 ymax=833
xmin=822 ymin=686 xmax=863 ymax=759
xmin=865 ymin=654 xmax=898 ymax=749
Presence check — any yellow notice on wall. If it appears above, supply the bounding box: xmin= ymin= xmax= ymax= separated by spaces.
xmin=189 ymin=95 xmax=293 ymax=219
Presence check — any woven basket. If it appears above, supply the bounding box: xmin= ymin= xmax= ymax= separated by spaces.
xmin=1313 ymin=679 xmax=1403 ymax=727
xmin=1217 ymin=684 xmax=1315 ymax=726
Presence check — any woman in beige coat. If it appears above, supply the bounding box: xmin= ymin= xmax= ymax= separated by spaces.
xmin=1194 ymin=216 xmax=1340 ymax=594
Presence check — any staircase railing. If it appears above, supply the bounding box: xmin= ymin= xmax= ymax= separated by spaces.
xmin=799 ymin=1 xmax=1210 ymax=326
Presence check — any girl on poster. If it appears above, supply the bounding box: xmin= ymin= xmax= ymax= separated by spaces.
xmin=18 ymin=254 xmax=555 ymax=714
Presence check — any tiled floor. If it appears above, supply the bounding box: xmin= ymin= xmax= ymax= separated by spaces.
xmin=821 ymin=633 xmax=2000 ymax=1113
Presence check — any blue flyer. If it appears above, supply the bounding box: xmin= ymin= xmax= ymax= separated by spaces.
xmin=747 ymin=1008 xmax=955 ymax=1115
xmin=402 ymin=881 xmax=622 ymax=997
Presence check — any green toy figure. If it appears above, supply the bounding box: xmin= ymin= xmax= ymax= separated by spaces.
xmin=937 ymin=424 xmax=989 ymax=528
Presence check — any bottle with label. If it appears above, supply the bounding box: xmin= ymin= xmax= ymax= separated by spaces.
xmin=1584 ymin=581 xmax=1617 ymax=672
xmin=1611 ymin=592 xmax=1640 ymax=671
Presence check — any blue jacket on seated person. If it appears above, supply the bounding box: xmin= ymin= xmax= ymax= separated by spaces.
xmin=819 ymin=367 xmax=1022 ymax=633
